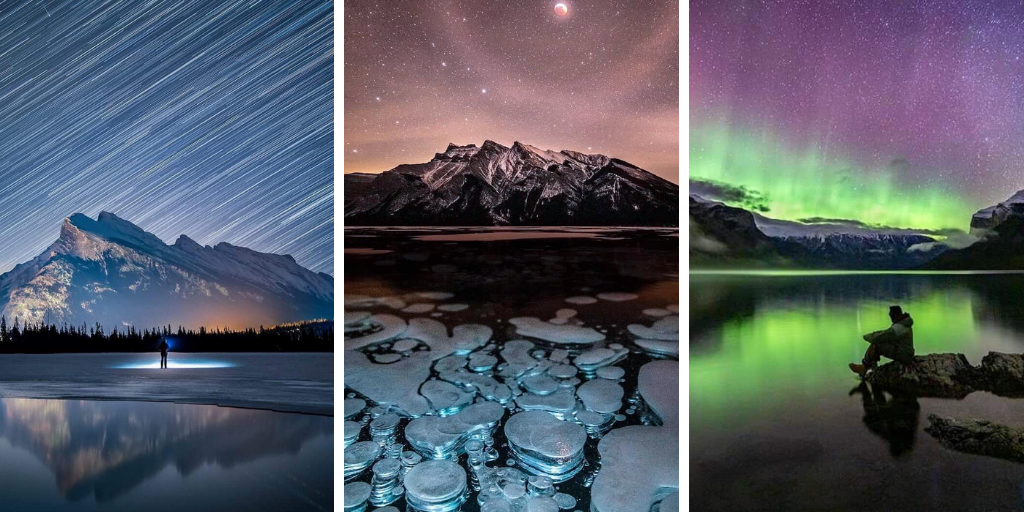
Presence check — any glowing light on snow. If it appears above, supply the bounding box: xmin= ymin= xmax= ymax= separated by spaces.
xmin=110 ymin=361 xmax=237 ymax=369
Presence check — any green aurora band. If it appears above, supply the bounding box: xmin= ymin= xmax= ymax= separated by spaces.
xmin=690 ymin=122 xmax=980 ymax=232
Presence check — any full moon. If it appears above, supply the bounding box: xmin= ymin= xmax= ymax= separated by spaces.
xmin=554 ymin=3 xmax=568 ymax=16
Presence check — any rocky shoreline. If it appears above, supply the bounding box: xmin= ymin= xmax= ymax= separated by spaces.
xmin=866 ymin=352 xmax=1024 ymax=398
xmin=863 ymin=351 xmax=1024 ymax=464
xmin=925 ymin=415 xmax=1024 ymax=464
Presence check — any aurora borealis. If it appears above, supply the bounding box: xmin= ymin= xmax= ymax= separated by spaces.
xmin=691 ymin=0 xmax=1024 ymax=232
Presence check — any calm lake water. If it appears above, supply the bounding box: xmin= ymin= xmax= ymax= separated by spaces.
xmin=344 ymin=227 xmax=679 ymax=511
xmin=0 ymin=398 xmax=333 ymax=512
xmin=691 ymin=272 xmax=1024 ymax=511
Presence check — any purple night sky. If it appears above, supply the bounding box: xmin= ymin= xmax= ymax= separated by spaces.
xmin=691 ymin=0 xmax=1024 ymax=229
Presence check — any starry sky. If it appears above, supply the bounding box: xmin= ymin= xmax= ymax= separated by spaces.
xmin=0 ymin=0 xmax=333 ymax=275
xmin=344 ymin=0 xmax=679 ymax=183
xmin=691 ymin=0 xmax=1024 ymax=232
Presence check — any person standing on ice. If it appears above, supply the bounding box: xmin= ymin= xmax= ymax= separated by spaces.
xmin=158 ymin=338 xmax=169 ymax=369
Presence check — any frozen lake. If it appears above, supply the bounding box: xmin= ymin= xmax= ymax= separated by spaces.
xmin=344 ymin=227 xmax=680 ymax=511
xmin=0 ymin=352 xmax=333 ymax=415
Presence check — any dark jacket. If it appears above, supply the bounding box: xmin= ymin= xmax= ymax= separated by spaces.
xmin=159 ymin=340 xmax=169 ymax=355
xmin=863 ymin=314 xmax=915 ymax=363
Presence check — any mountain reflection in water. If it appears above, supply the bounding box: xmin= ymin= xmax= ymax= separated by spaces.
xmin=0 ymin=398 xmax=332 ymax=505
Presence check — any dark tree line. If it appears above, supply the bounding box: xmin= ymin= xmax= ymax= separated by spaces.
xmin=0 ymin=316 xmax=333 ymax=353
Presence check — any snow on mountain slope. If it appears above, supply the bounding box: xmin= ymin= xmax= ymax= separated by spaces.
xmin=0 ymin=213 xmax=332 ymax=329
xmin=345 ymin=141 xmax=679 ymax=226
xmin=970 ymin=189 xmax=1024 ymax=235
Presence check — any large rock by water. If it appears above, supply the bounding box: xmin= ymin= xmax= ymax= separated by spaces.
xmin=925 ymin=415 xmax=1024 ymax=464
xmin=866 ymin=352 xmax=1024 ymax=398
xmin=866 ymin=353 xmax=976 ymax=398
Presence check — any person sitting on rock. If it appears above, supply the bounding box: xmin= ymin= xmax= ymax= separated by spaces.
xmin=850 ymin=305 xmax=915 ymax=377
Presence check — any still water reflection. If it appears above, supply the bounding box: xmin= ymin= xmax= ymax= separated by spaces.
xmin=691 ymin=272 xmax=1024 ymax=512
xmin=0 ymin=398 xmax=333 ymax=511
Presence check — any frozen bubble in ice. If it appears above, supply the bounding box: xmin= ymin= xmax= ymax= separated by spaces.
xmin=469 ymin=353 xmax=498 ymax=372
xmin=346 ymin=314 xmax=409 ymax=350
xmin=526 ymin=496 xmax=559 ymax=512
xmin=405 ymin=401 xmax=504 ymax=458
xmin=557 ymin=309 xmax=576 ymax=318
xmin=634 ymin=339 xmax=679 ymax=357
xmin=666 ymin=304 xmax=679 ymax=313
xmin=596 ymin=292 xmax=638 ymax=302
xmin=627 ymin=316 xmax=679 ymax=341
xmin=405 ymin=416 xmax=463 ymax=457
xmin=505 ymin=411 xmax=586 ymax=480
xmin=547 ymin=364 xmax=577 ymax=379
xmin=344 ymin=441 xmax=381 ymax=479
xmin=509 ymin=317 xmax=604 ymax=345
xmin=404 ymin=459 xmax=467 ymax=509
xmin=405 ymin=318 xmax=492 ymax=356
xmin=642 ymin=308 xmax=672 ymax=317
xmin=438 ymin=303 xmax=470 ymax=312
xmin=392 ymin=339 xmax=419 ymax=352
xmin=553 ymin=492 xmax=577 ymax=509
xmin=344 ymin=398 xmax=366 ymax=419
xmin=344 ymin=420 xmax=361 ymax=446
xmin=577 ymin=379 xmax=624 ymax=414
xmin=521 ymin=374 xmax=560 ymax=395
xmin=500 ymin=340 xmax=539 ymax=376
xmin=516 ymin=388 xmax=577 ymax=416
xmin=345 ymin=350 xmax=432 ymax=416
xmin=417 ymin=291 xmax=455 ymax=300
xmin=344 ymin=310 xmax=372 ymax=327
xmin=421 ymin=379 xmax=474 ymax=413
xmin=502 ymin=480 xmax=526 ymax=499
xmin=434 ymin=355 xmax=467 ymax=373
xmin=591 ymin=361 xmax=679 ymax=512
xmin=344 ymin=481 xmax=372 ymax=508
xmin=549 ymin=349 xmax=569 ymax=362
xmin=373 ymin=353 xmax=402 ymax=364
xmin=596 ymin=366 xmax=625 ymax=380
xmin=573 ymin=347 xmax=628 ymax=371
xmin=375 ymin=507 xmax=400 ymax=512
xmin=373 ymin=457 xmax=402 ymax=479
xmin=403 ymin=303 xmax=435 ymax=314
xmin=576 ymin=409 xmax=606 ymax=426
xmin=565 ymin=296 xmax=598 ymax=305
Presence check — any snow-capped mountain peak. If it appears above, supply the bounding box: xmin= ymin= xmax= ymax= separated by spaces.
xmin=345 ymin=141 xmax=679 ymax=226
xmin=0 ymin=213 xmax=332 ymax=329
xmin=971 ymin=188 xmax=1024 ymax=234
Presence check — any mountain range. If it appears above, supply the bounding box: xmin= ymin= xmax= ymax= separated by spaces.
xmin=691 ymin=188 xmax=1024 ymax=269
xmin=0 ymin=212 xmax=333 ymax=330
xmin=345 ymin=141 xmax=679 ymax=226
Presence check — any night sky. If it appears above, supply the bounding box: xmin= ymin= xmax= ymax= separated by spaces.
xmin=692 ymin=0 xmax=1024 ymax=231
xmin=344 ymin=0 xmax=679 ymax=182
xmin=0 ymin=0 xmax=333 ymax=275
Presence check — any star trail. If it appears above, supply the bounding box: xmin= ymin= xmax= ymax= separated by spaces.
xmin=0 ymin=0 xmax=333 ymax=274
xmin=344 ymin=0 xmax=679 ymax=182
xmin=692 ymin=0 xmax=1024 ymax=231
